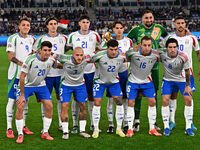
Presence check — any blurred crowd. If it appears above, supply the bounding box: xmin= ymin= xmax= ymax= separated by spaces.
xmin=0 ymin=6 xmax=200 ymax=36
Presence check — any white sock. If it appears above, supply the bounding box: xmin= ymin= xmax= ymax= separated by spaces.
xmin=148 ymin=106 xmax=156 ymax=130
xmin=72 ymin=100 xmax=80 ymax=127
xmin=191 ymin=99 xmax=194 ymax=123
xmin=57 ymin=100 xmax=62 ymax=127
xmin=107 ymin=97 xmax=114 ymax=127
xmin=92 ymin=106 xmax=100 ymax=131
xmin=127 ymin=106 xmax=134 ymax=130
xmin=169 ymin=99 xmax=176 ymax=123
xmin=16 ymin=119 xmax=23 ymax=135
xmin=79 ymin=120 xmax=86 ymax=132
xmin=62 ymin=122 xmax=69 ymax=133
xmin=6 ymin=98 xmax=15 ymax=129
xmin=116 ymin=105 xmax=124 ymax=130
xmin=135 ymin=119 xmax=140 ymax=123
xmin=162 ymin=106 xmax=170 ymax=129
xmin=184 ymin=105 xmax=193 ymax=129
xmin=43 ymin=117 xmax=52 ymax=133
xmin=88 ymin=101 xmax=94 ymax=126
xmin=123 ymin=98 xmax=128 ymax=126
xmin=23 ymin=100 xmax=28 ymax=127
xmin=41 ymin=103 xmax=45 ymax=119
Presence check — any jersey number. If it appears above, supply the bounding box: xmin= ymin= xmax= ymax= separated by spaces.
xmin=178 ymin=44 xmax=184 ymax=51
xmin=81 ymin=41 xmax=88 ymax=48
xmin=37 ymin=69 xmax=46 ymax=76
xmin=53 ymin=44 xmax=58 ymax=51
xmin=139 ymin=62 xmax=146 ymax=69
xmin=93 ymin=83 xmax=100 ymax=91
xmin=107 ymin=65 xmax=116 ymax=72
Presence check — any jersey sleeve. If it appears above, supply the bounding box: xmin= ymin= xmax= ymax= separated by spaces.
xmin=32 ymin=36 xmax=43 ymax=51
xmin=90 ymin=51 xmax=106 ymax=63
xmin=94 ymin=31 xmax=101 ymax=45
xmin=190 ymin=35 xmax=200 ymax=51
xmin=53 ymin=53 xmax=71 ymax=64
xmin=127 ymin=26 xmax=138 ymax=41
xmin=67 ymin=33 xmax=74 ymax=47
xmin=6 ymin=35 xmax=16 ymax=52
xmin=160 ymin=25 xmax=168 ymax=38
xmin=21 ymin=56 xmax=33 ymax=74
xmin=125 ymin=49 xmax=135 ymax=62
xmin=179 ymin=51 xmax=190 ymax=69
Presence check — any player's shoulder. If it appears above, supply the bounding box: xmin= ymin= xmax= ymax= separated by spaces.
xmin=152 ymin=49 xmax=160 ymax=56
xmin=154 ymin=23 xmax=164 ymax=28
xmin=124 ymin=36 xmax=132 ymax=41
xmin=178 ymin=51 xmax=188 ymax=62
xmin=95 ymin=50 xmax=107 ymax=56
xmin=7 ymin=33 xmax=19 ymax=42
xmin=25 ymin=53 xmax=37 ymax=64
xmin=69 ymin=31 xmax=78 ymax=37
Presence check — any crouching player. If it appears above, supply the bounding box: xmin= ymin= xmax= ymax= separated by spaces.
xmin=160 ymin=38 xmax=194 ymax=136
xmin=15 ymin=41 xmax=56 ymax=143
xmin=125 ymin=36 xmax=162 ymax=137
xmin=54 ymin=47 xmax=91 ymax=140
xmin=92 ymin=39 xmax=126 ymax=138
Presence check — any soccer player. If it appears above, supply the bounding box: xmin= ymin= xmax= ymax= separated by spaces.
xmin=127 ymin=9 xmax=168 ymax=131
xmin=125 ymin=36 xmax=162 ymax=137
xmin=33 ymin=16 xmax=67 ymax=131
xmin=92 ymin=39 xmax=126 ymax=138
xmin=54 ymin=47 xmax=91 ymax=140
xmin=15 ymin=41 xmax=57 ymax=143
xmin=160 ymin=16 xmax=200 ymax=131
xmin=6 ymin=17 xmax=35 ymax=138
xmin=67 ymin=15 xmax=101 ymax=133
xmin=99 ymin=21 xmax=132 ymax=133
xmin=160 ymin=38 xmax=194 ymax=136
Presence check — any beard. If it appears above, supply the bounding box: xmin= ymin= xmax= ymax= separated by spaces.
xmin=145 ymin=22 xmax=153 ymax=28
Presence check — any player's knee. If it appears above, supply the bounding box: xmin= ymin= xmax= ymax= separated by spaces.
xmin=88 ymin=93 xmax=93 ymax=101
xmin=171 ymin=93 xmax=178 ymax=99
xmin=114 ymin=97 xmax=123 ymax=105
xmin=128 ymin=100 xmax=135 ymax=107
xmin=185 ymin=97 xmax=192 ymax=106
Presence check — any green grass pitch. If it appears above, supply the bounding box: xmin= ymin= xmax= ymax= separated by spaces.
xmin=0 ymin=46 xmax=200 ymax=150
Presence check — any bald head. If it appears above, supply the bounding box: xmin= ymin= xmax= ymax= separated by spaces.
xmin=72 ymin=47 xmax=84 ymax=64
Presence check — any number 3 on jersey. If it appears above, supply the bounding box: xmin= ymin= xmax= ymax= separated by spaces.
xmin=81 ymin=41 xmax=87 ymax=48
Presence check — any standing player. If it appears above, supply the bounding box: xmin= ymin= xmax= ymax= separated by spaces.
xmin=160 ymin=38 xmax=194 ymax=136
xmin=92 ymin=39 xmax=125 ymax=138
xmin=15 ymin=41 xmax=57 ymax=143
xmin=33 ymin=16 xmax=67 ymax=131
xmin=99 ymin=21 xmax=132 ymax=133
xmin=160 ymin=16 xmax=200 ymax=131
xmin=67 ymin=15 xmax=101 ymax=133
xmin=125 ymin=36 xmax=162 ymax=137
xmin=6 ymin=17 xmax=35 ymax=138
xmin=127 ymin=9 xmax=168 ymax=131
xmin=54 ymin=47 xmax=91 ymax=140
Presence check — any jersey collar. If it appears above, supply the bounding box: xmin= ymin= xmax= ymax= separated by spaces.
xmin=78 ymin=30 xmax=90 ymax=35
xmin=139 ymin=47 xmax=152 ymax=56
xmin=175 ymin=32 xmax=186 ymax=37
xmin=106 ymin=51 xmax=119 ymax=58
xmin=46 ymin=33 xmax=59 ymax=37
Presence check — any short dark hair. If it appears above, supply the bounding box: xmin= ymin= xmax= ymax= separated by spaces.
xmin=113 ymin=21 xmax=124 ymax=28
xmin=41 ymin=41 xmax=52 ymax=49
xmin=107 ymin=39 xmax=119 ymax=48
xmin=45 ymin=16 xmax=58 ymax=25
xmin=141 ymin=36 xmax=152 ymax=43
xmin=19 ymin=17 xmax=31 ymax=25
xmin=142 ymin=9 xmax=154 ymax=17
xmin=79 ymin=15 xmax=90 ymax=21
xmin=174 ymin=16 xmax=185 ymax=22
xmin=165 ymin=38 xmax=178 ymax=48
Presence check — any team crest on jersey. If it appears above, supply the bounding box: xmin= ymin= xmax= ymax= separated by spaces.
xmin=123 ymin=41 xmax=127 ymax=46
xmin=89 ymin=37 xmax=93 ymax=41
xmin=153 ymin=30 xmax=158 ymax=36
xmin=185 ymin=39 xmax=189 ymax=45
xmin=59 ymin=38 xmax=63 ymax=44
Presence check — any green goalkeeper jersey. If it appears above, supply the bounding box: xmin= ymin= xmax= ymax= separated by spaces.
xmin=127 ymin=23 xmax=168 ymax=70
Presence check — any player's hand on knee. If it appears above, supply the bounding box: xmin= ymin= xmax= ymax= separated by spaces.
xmin=16 ymin=96 xmax=26 ymax=107
xmin=184 ymin=86 xmax=192 ymax=96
